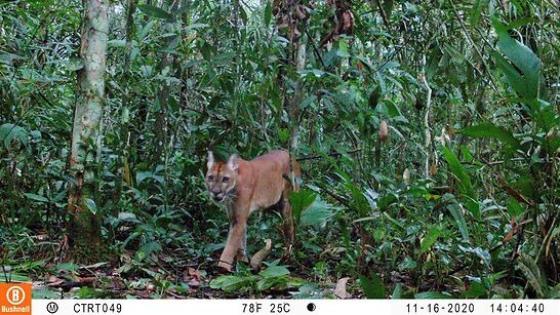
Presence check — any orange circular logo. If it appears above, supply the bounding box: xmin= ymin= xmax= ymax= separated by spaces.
xmin=6 ymin=286 xmax=26 ymax=306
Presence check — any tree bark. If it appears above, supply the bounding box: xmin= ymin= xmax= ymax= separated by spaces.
xmin=66 ymin=0 xmax=109 ymax=262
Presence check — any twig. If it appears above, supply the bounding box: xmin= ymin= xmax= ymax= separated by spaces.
xmin=296 ymin=148 xmax=362 ymax=161
xmin=305 ymin=29 xmax=326 ymax=69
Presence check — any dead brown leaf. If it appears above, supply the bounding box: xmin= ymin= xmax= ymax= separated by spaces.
xmin=334 ymin=277 xmax=352 ymax=299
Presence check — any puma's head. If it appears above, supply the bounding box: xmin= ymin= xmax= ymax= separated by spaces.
xmin=205 ymin=151 xmax=239 ymax=202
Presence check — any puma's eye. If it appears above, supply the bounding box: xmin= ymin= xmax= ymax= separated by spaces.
xmin=222 ymin=176 xmax=230 ymax=182
xmin=208 ymin=175 xmax=214 ymax=180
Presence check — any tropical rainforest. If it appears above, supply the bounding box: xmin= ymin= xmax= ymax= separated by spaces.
xmin=1 ymin=0 xmax=560 ymax=299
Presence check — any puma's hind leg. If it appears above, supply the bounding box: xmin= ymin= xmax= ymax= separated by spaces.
xmin=235 ymin=225 xmax=249 ymax=263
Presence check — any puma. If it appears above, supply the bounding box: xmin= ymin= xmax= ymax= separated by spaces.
xmin=205 ymin=150 xmax=301 ymax=271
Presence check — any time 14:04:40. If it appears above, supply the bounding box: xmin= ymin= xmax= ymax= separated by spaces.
xmin=490 ymin=303 xmax=545 ymax=313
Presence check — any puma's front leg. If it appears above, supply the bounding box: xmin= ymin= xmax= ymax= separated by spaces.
xmin=218 ymin=211 xmax=248 ymax=271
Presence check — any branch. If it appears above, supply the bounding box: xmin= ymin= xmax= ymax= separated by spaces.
xmin=371 ymin=0 xmax=390 ymax=30
xmin=305 ymin=29 xmax=326 ymax=69
xmin=296 ymin=148 xmax=362 ymax=161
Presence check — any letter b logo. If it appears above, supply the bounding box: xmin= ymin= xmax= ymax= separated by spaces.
xmin=7 ymin=286 xmax=25 ymax=305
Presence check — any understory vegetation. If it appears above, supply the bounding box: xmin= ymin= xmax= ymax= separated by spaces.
xmin=1 ymin=0 xmax=559 ymax=299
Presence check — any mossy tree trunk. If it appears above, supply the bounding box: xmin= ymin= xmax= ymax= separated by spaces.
xmin=66 ymin=0 xmax=109 ymax=263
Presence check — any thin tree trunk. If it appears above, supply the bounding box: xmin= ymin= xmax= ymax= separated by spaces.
xmin=420 ymin=54 xmax=432 ymax=180
xmin=289 ymin=41 xmax=306 ymax=155
xmin=152 ymin=0 xmax=179 ymax=164
xmin=116 ymin=0 xmax=136 ymax=202
xmin=66 ymin=0 xmax=109 ymax=262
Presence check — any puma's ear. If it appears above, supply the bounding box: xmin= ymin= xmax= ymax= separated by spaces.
xmin=207 ymin=151 xmax=215 ymax=169
xmin=227 ymin=154 xmax=239 ymax=171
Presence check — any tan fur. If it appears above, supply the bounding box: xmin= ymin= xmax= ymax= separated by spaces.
xmin=205 ymin=150 xmax=301 ymax=271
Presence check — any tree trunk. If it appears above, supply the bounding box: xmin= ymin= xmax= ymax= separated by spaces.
xmin=66 ymin=0 xmax=109 ymax=262
xmin=152 ymin=0 xmax=180 ymax=165
xmin=115 ymin=0 xmax=136 ymax=203
xmin=273 ymin=0 xmax=309 ymax=164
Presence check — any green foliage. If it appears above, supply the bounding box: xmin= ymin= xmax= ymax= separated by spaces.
xmin=299 ymin=197 xmax=338 ymax=228
xmin=137 ymin=4 xmax=173 ymax=20
xmin=420 ymin=227 xmax=443 ymax=254
xmin=460 ymin=123 xmax=520 ymax=152
xmin=0 ymin=123 xmax=29 ymax=149
xmin=1 ymin=0 xmax=559 ymax=299
xmin=359 ymin=274 xmax=386 ymax=299
xmin=209 ymin=265 xmax=304 ymax=294
xmin=441 ymin=147 xmax=475 ymax=199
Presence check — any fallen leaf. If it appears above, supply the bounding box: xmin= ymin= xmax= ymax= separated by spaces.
xmin=334 ymin=277 xmax=352 ymax=299
xmin=188 ymin=278 xmax=200 ymax=288
xmin=188 ymin=267 xmax=201 ymax=280
xmin=47 ymin=275 xmax=64 ymax=287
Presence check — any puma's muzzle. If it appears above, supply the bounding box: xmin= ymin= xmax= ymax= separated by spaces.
xmin=205 ymin=151 xmax=239 ymax=203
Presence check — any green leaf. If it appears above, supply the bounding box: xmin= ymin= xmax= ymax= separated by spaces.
xmin=398 ymin=256 xmax=417 ymax=271
xmin=460 ymin=122 xmax=520 ymax=150
xmin=84 ymin=198 xmax=98 ymax=215
xmin=463 ymin=281 xmax=487 ymax=298
xmin=420 ymin=227 xmax=442 ymax=253
xmin=441 ymin=146 xmax=475 ymax=199
xmin=299 ymin=197 xmax=337 ymax=227
xmin=259 ymin=265 xmax=290 ymax=278
xmin=24 ymin=193 xmax=49 ymax=203
xmin=492 ymin=51 xmax=527 ymax=99
xmin=469 ymin=0 xmax=484 ymax=27
xmin=289 ymin=189 xmax=317 ymax=224
xmin=507 ymin=198 xmax=525 ymax=218
xmin=138 ymin=4 xmax=173 ymax=20
xmin=210 ymin=275 xmax=256 ymax=293
xmin=336 ymin=40 xmax=350 ymax=58
xmin=135 ymin=241 xmax=162 ymax=262
xmin=507 ymin=17 xmax=536 ymax=30
xmin=264 ymin=1 xmax=272 ymax=25
xmin=447 ymin=203 xmax=470 ymax=241
xmin=383 ymin=100 xmax=404 ymax=118
xmin=464 ymin=197 xmax=481 ymax=219
xmin=517 ymin=255 xmax=548 ymax=297
xmin=239 ymin=6 xmax=248 ymax=23
xmin=492 ymin=18 xmax=542 ymax=100
xmin=359 ymin=274 xmax=386 ymax=299
xmin=33 ymin=288 xmax=60 ymax=299
xmin=108 ymin=39 xmax=127 ymax=47
xmin=346 ymin=182 xmax=371 ymax=216
xmin=56 ymin=262 xmax=79 ymax=272
xmin=391 ymin=283 xmax=403 ymax=299
xmin=0 ymin=274 xmax=31 ymax=282
xmin=0 ymin=52 xmax=25 ymax=65
xmin=415 ymin=291 xmax=451 ymax=299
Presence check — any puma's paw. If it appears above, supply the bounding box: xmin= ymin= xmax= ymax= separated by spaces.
xmin=217 ymin=260 xmax=233 ymax=273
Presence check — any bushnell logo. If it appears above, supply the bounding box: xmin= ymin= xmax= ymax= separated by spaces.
xmin=0 ymin=283 xmax=32 ymax=315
